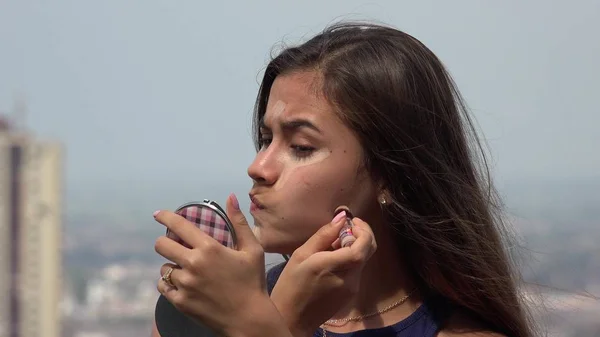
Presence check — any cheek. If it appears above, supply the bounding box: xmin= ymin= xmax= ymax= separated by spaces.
xmin=261 ymin=165 xmax=373 ymax=254
xmin=284 ymin=165 xmax=355 ymax=219
xmin=277 ymin=169 xmax=335 ymax=228
xmin=293 ymin=163 xmax=377 ymax=220
xmin=296 ymin=169 xmax=338 ymax=198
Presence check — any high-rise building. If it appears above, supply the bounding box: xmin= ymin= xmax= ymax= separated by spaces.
xmin=0 ymin=115 xmax=63 ymax=337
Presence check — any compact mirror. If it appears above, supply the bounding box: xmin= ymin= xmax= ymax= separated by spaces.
xmin=154 ymin=199 xmax=236 ymax=337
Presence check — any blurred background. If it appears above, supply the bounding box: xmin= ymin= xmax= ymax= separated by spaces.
xmin=1 ymin=1 xmax=599 ymax=336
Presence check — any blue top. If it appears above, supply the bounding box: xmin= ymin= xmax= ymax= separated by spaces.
xmin=266 ymin=262 xmax=454 ymax=337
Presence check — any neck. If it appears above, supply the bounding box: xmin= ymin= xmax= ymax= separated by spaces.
xmin=325 ymin=218 xmax=424 ymax=332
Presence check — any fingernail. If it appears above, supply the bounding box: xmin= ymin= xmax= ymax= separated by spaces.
xmin=153 ymin=210 xmax=160 ymax=217
xmin=332 ymin=210 xmax=346 ymax=224
xmin=333 ymin=210 xmax=356 ymax=248
xmin=230 ymin=193 xmax=240 ymax=211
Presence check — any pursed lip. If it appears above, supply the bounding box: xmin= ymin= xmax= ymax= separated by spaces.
xmin=249 ymin=193 xmax=265 ymax=211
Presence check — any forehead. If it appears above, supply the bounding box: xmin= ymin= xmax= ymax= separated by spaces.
xmin=263 ymin=72 xmax=335 ymax=124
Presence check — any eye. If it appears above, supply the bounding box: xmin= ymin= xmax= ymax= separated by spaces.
xmin=258 ymin=133 xmax=273 ymax=150
xmin=291 ymin=145 xmax=315 ymax=158
xmin=259 ymin=135 xmax=272 ymax=149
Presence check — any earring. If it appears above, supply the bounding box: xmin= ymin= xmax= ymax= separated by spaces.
xmin=378 ymin=195 xmax=387 ymax=205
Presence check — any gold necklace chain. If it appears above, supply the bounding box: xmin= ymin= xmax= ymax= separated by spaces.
xmin=319 ymin=289 xmax=416 ymax=337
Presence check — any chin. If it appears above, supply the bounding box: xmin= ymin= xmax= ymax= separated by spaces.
xmin=255 ymin=231 xmax=301 ymax=255
xmin=252 ymin=218 xmax=313 ymax=254
xmin=259 ymin=240 xmax=296 ymax=255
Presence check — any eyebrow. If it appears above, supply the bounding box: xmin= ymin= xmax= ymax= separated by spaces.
xmin=259 ymin=118 xmax=322 ymax=134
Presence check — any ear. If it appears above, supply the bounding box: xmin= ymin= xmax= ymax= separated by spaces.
xmin=377 ymin=190 xmax=391 ymax=206
xmin=375 ymin=179 xmax=392 ymax=206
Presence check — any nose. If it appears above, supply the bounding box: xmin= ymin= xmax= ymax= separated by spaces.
xmin=247 ymin=149 xmax=280 ymax=186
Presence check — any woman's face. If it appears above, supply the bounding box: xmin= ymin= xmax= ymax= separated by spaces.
xmin=247 ymin=71 xmax=379 ymax=254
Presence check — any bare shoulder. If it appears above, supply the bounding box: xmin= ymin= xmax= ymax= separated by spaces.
xmin=436 ymin=310 xmax=506 ymax=337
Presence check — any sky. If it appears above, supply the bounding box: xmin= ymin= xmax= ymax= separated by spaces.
xmin=1 ymin=0 xmax=599 ymax=213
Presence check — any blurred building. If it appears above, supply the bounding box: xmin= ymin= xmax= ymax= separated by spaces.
xmin=0 ymin=114 xmax=63 ymax=337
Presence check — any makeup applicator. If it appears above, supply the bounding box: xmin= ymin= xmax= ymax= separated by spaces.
xmin=334 ymin=205 xmax=356 ymax=248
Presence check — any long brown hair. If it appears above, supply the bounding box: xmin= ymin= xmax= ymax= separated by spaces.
xmin=253 ymin=22 xmax=536 ymax=337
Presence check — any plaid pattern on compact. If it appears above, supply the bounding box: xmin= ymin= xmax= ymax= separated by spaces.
xmin=167 ymin=205 xmax=234 ymax=249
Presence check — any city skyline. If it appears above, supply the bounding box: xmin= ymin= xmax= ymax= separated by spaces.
xmin=0 ymin=119 xmax=63 ymax=337
xmin=1 ymin=1 xmax=599 ymax=336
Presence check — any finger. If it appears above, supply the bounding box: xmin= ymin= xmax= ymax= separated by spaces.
xmin=154 ymin=210 xmax=206 ymax=248
xmin=225 ymin=193 xmax=259 ymax=251
xmin=157 ymin=277 xmax=181 ymax=307
xmin=160 ymin=263 xmax=184 ymax=288
xmin=155 ymin=235 xmax=192 ymax=267
xmin=312 ymin=217 xmax=377 ymax=272
xmin=348 ymin=217 xmax=377 ymax=259
xmin=331 ymin=238 xmax=341 ymax=250
xmin=157 ymin=273 xmax=178 ymax=294
xmin=296 ymin=210 xmax=347 ymax=256
xmin=160 ymin=262 xmax=180 ymax=277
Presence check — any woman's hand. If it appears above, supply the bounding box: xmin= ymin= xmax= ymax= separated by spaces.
xmin=154 ymin=194 xmax=292 ymax=337
xmin=270 ymin=213 xmax=378 ymax=337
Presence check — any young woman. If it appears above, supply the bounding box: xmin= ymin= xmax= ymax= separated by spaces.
xmin=152 ymin=22 xmax=536 ymax=337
